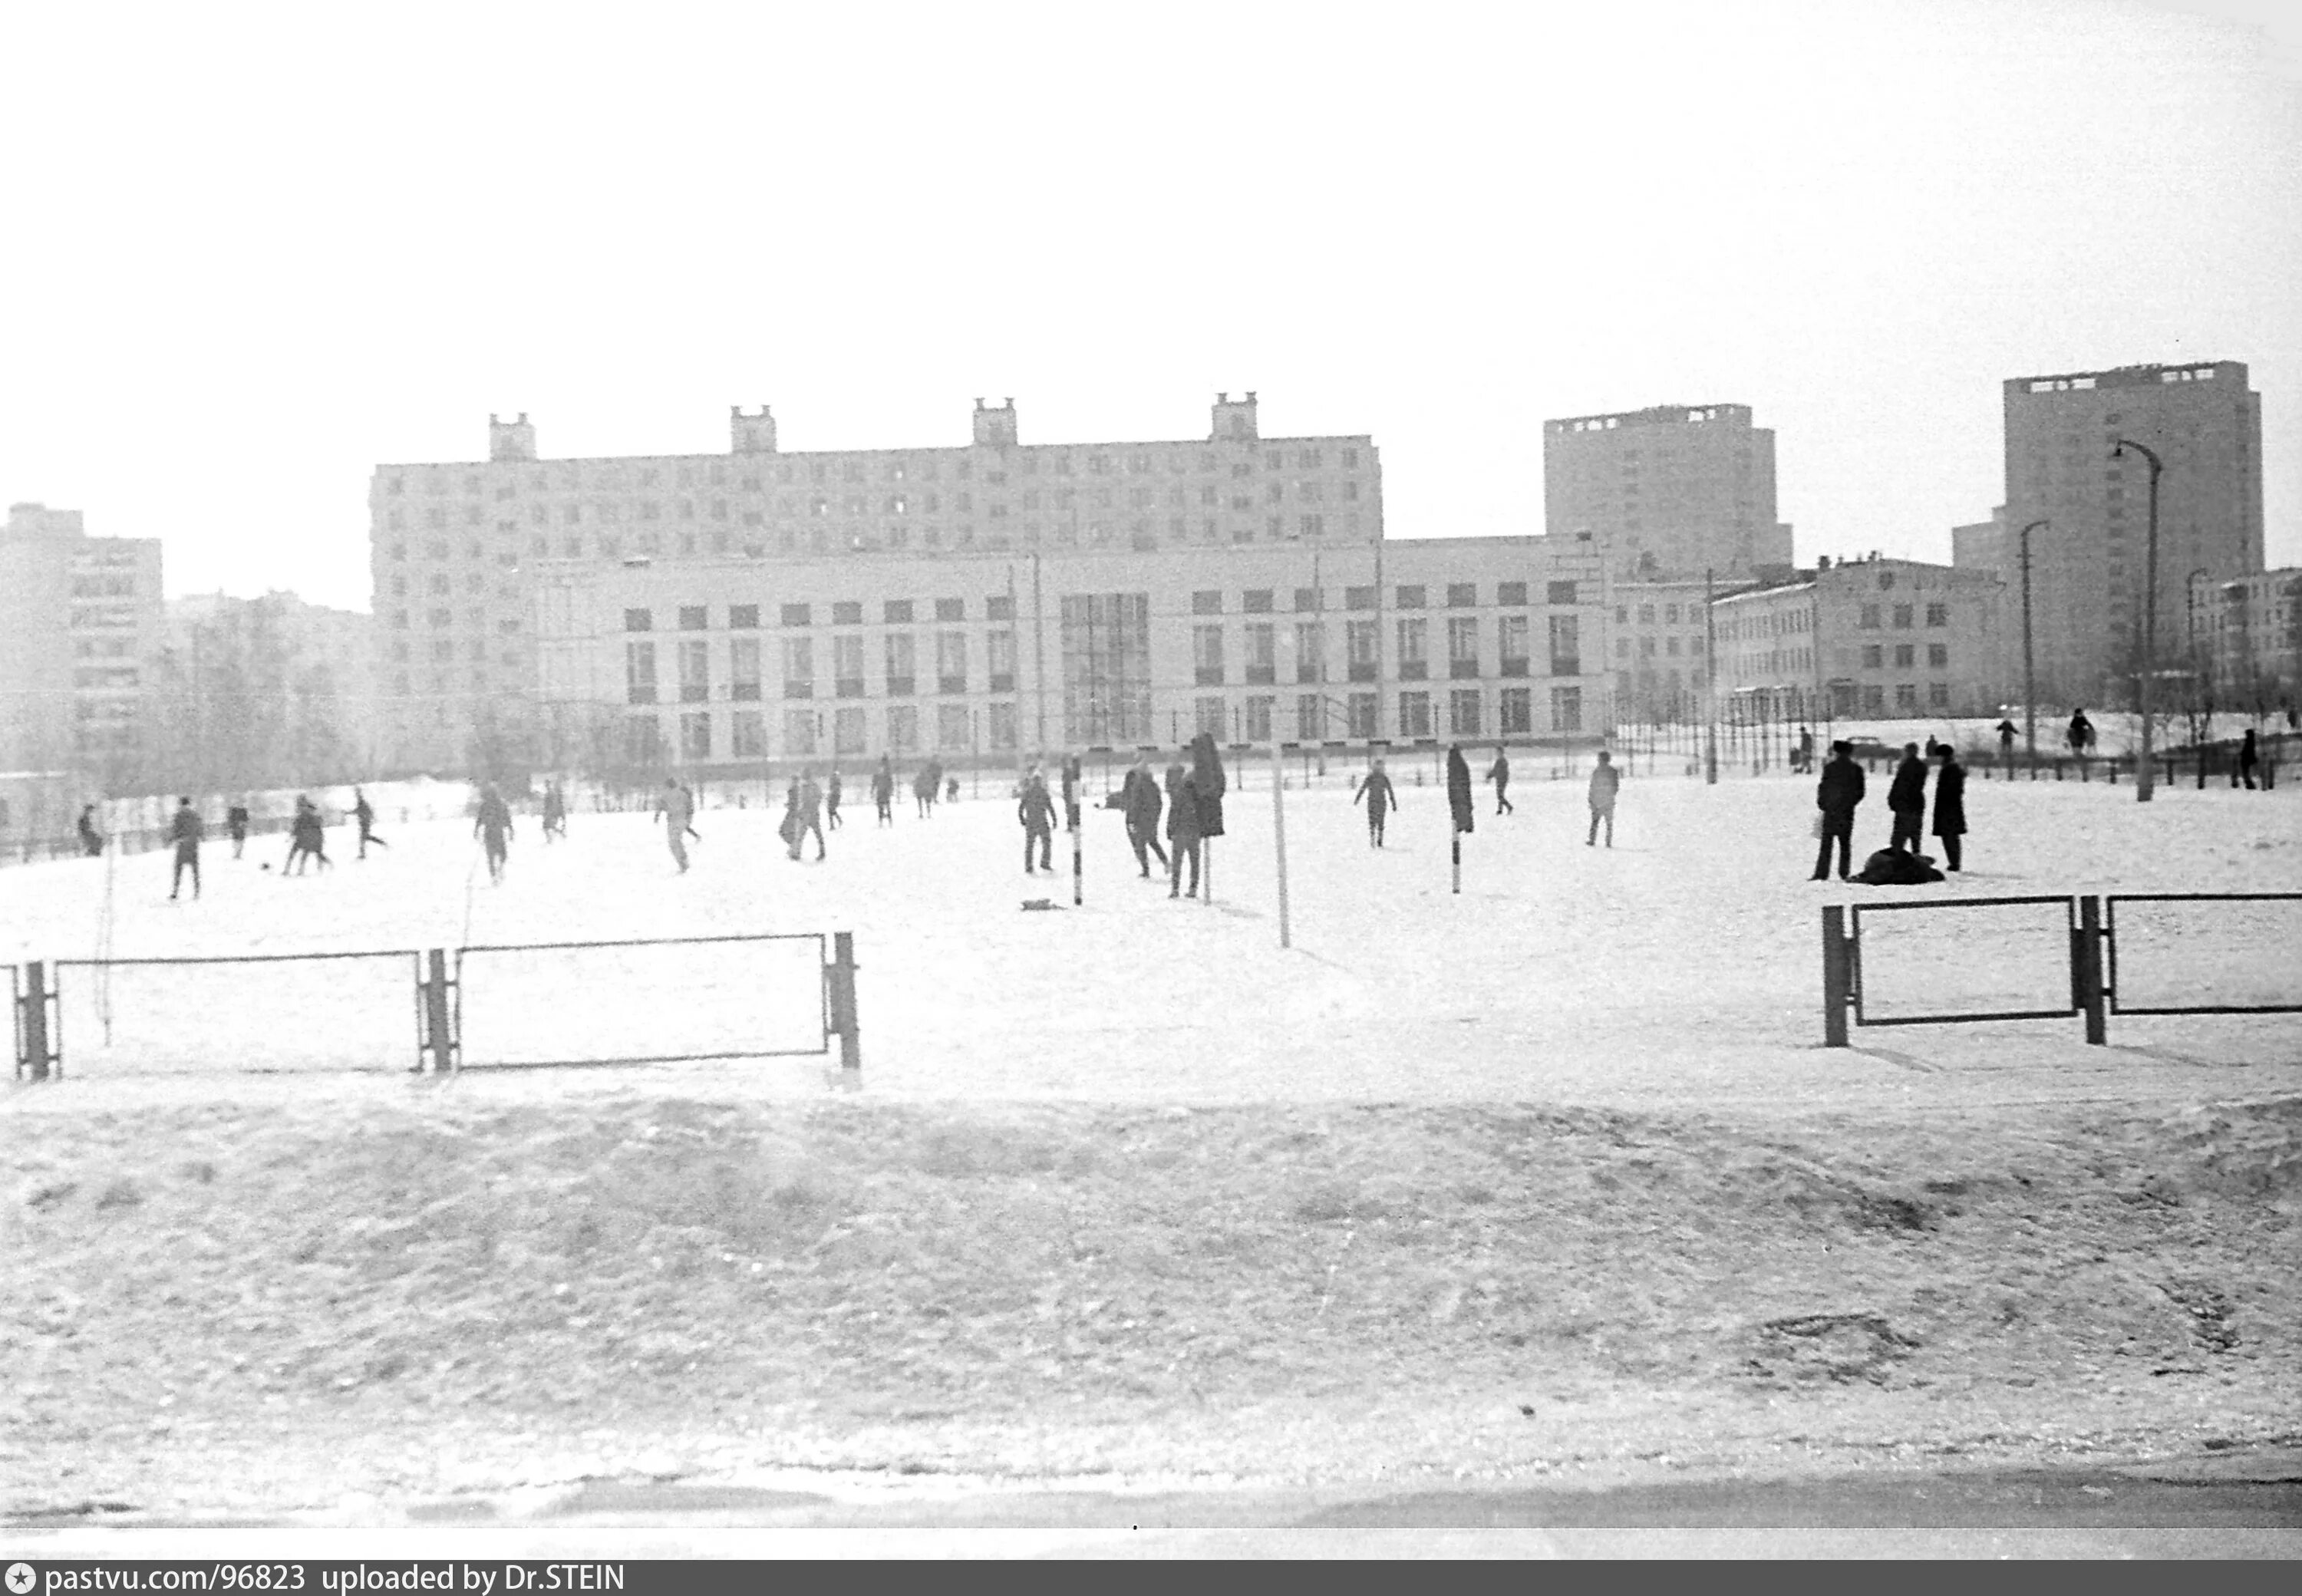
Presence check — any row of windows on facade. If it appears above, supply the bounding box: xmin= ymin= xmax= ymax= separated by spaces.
xmin=615 ymin=583 xmax=1582 ymax=633
xmin=618 ymin=619 xmax=1586 ymax=706
xmin=381 ymin=507 xmax=1361 ymax=564
xmin=388 ymin=447 xmax=1367 ymax=498
xmin=618 ymin=684 xmax=1587 ymax=766
xmin=386 ymin=477 xmax=1365 ymax=528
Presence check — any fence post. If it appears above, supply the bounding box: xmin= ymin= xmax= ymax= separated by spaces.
xmin=1821 ymin=906 xmax=1852 ymax=1047
xmin=2075 ymin=896 xmax=2108 ymax=1045
xmin=21 ymin=960 xmax=52 ymax=1081
xmin=826 ymin=932 xmax=862 ymax=1082
xmin=422 ymin=948 xmax=456 ymax=1073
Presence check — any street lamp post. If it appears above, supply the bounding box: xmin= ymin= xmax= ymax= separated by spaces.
xmin=2111 ymin=440 xmax=2164 ymax=802
xmin=1703 ymin=568 xmax=1719 ymax=785
xmin=2017 ymin=519 xmax=2048 ymax=767
xmin=2185 ymin=567 xmax=2210 ymax=789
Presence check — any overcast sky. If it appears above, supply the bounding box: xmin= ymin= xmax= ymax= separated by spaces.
xmin=3 ymin=0 xmax=2296 ymax=612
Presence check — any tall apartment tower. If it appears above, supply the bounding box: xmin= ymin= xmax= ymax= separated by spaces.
xmin=2002 ymin=361 xmax=2263 ymax=704
xmin=1544 ymin=404 xmax=1792 ymax=582
xmin=0 ymin=503 xmax=166 ymax=782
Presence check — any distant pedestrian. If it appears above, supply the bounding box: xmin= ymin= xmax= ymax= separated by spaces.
xmin=658 ymin=777 xmax=693 ymax=872
xmin=1995 ymin=717 xmax=2017 ymax=768
xmin=542 ymin=781 xmax=567 ymax=841
xmin=353 ymin=787 xmax=388 ymax=858
xmin=826 ymin=770 xmax=844 ymax=829
xmin=914 ymin=763 xmax=935 ymax=819
xmin=1795 ymin=724 xmax=1816 ymax=774
xmin=872 ymin=756 xmax=895 ymax=825
xmin=946 ymin=774 xmax=960 ymax=803
xmin=1018 ymin=766 xmax=1057 ymax=875
xmin=1354 ymin=758 xmax=1397 ymax=847
xmin=2235 ymin=728 xmax=2260 ymax=790
xmin=227 ymin=802 xmax=250 ymax=859
xmin=1446 ymin=744 xmax=1475 ymax=836
xmin=2068 ymin=708 xmax=2094 ymax=777
xmin=1486 ymin=746 xmax=1513 ymax=815
xmin=77 ymin=804 xmax=103 ymax=858
xmin=474 ymin=783 xmax=514 ymax=885
xmin=790 ymin=770 xmax=826 ymax=860
xmin=1120 ymin=754 xmax=1168 ymax=878
xmin=286 ymin=795 xmax=331 ymax=874
xmin=1811 ymin=740 xmax=1865 ymax=882
xmin=1586 ymin=750 xmax=1621 ymax=846
xmin=1931 ymin=744 xmax=1967 ymax=872
xmin=1166 ymin=765 xmax=1202 ymax=897
xmin=167 ymin=796 xmax=203 ymax=900
xmin=1887 ymin=743 xmax=1928 ymax=853
xmin=1189 ymin=733 xmax=1226 ymax=842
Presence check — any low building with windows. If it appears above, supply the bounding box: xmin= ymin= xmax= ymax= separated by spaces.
xmin=1712 ymin=556 xmax=2007 ymax=722
xmin=2190 ymin=566 xmax=2300 ymax=706
xmin=531 ymin=535 xmax=1612 ymax=778
xmin=1604 ymin=579 xmax=1768 ymax=722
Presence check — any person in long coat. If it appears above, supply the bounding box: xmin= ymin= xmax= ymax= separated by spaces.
xmin=1810 ymin=741 xmax=1865 ymax=882
xmin=1354 ymin=758 xmax=1397 ymax=847
xmin=872 ymin=756 xmax=895 ymax=826
xmin=1166 ymin=767 xmax=1203 ymax=898
xmin=1017 ymin=767 xmax=1057 ymax=874
xmin=2236 ymin=728 xmax=2261 ymax=790
xmin=1188 ymin=732 xmax=1225 ymax=839
xmin=1446 ymin=744 xmax=1475 ymax=836
xmin=1120 ymin=755 xmax=1168 ymax=877
xmin=1586 ymin=750 xmax=1621 ymax=846
xmin=1929 ymin=744 xmax=1967 ymax=872
xmin=1886 ymin=744 xmax=1928 ymax=853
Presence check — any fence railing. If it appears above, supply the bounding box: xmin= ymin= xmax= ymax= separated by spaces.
xmin=11 ymin=933 xmax=859 ymax=1083
xmin=1823 ymin=892 xmax=2299 ymax=1046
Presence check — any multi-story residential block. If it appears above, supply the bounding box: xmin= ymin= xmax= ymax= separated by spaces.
xmin=1601 ymin=579 xmax=1745 ymax=721
xmin=1543 ymin=404 xmax=1794 ymax=583
xmin=1712 ymin=555 xmax=2007 ymax=721
xmin=0 ymin=503 xmax=165 ymax=786
xmin=371 ymin=395 xmax=1384 ymax=772
xmin=530 ymin=536 xmax=1612 ymax=777
xmin=2188 ymin=567 xmax=2301 ymax=707
xmin=2001 ymin=360 xmax=2264 ymax=705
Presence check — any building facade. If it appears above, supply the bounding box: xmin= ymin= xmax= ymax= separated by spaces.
xmin=0 ymin=503 xmax=165 ymax=786
xmin=531 ymin=536 xmax=1613 ymax=779
xmin=1712 ymin=556 xmax=2007 ymax=721
xmin=2189 ymin=567 xmax=2300 ymax=708
xmin=2001 ymin=360 xmax=2264 ymax=706
xmin=371 ymin=394 xmax=1384 ymax=773
xmin=1543 ymin=404 xmax=1793 ymax=583
xmin=1603 ymin=579 xmax=1746 ymax=722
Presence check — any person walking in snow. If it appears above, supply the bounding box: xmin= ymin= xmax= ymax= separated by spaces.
xmin=2235 ymin=728 xmax=2261 ymax=790
xmin=1165 ymin=764 xmax=1202 ymax=897
xmin=227 ymin=801 xmax=250 ymax=859
xmin=78 ymin=804 xmax=104 ymax=857
xmin=167 ymin=796 xmax=203 ymax=900
xmin=353 ymin=787 xmax=388 ymax=859
xmin=1810 ymin=740 xmax=1865 ymax=882
xmin=1120 ymin=753 xmax=1169 ymax=877
xmin=825 ymin=769 xmax=844 ymax=828
xmin=658 ymin=777 xmax=694 ymax=873
xmin=1794 ymin=724 xmax=1816 ymax=774
xmin=474 ymin=783 xmax=514 ymax=885
xmin=542 ymin=780 xmax=567 ymax=841
xmin=872 ymin=756 xmax=895 ymax=826
xmin=1931 ymin=744 xmax=1967 ymax=872
xmin=2067 ymin=708 xmax=2094 ymax=777
xmin=1886 ymin=743 xmax=1928 ymax=854
xmin=1017 ymin=766 xmax=1057 ymax=875
xmin=286 ymin=795 xmax=332 ymax=875
xmin=1995 ymin=717 xmax=2017 ymax=770
xmin=1486 ymin=746 xmax=1514 ymax=816
xmin=1354 ymin=758 xmax=1397 ymax=847
xmin=912 ymin=762 xmax=936 ymax=819
xmin=789 ymin=770 xmax=826 ymax=861
xmin=1586 ymin=750 xmax=1621 ymax=846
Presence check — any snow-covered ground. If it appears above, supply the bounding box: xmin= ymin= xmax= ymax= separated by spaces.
xmin=3 ymin=764 xmax=2297 ymax=1107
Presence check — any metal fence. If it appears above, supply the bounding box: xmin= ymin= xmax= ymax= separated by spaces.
xmin=2103 ymin=894 xmax=2302 ymax=1017
xmin=11 ymin=933 xmax=859 ymax=1082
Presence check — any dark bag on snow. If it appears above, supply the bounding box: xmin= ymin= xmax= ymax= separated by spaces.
xmin=1857 ymin=848 xmax=1944 ymax=886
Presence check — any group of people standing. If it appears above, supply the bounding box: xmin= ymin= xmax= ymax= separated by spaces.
xmin=1812 ymin=739 xmax=1966 ymax=881
xmin=1097 ymin=734 xmax=1228 ymax=898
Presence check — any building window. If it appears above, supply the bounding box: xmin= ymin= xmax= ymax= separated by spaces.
xmin=987 ymin=628 xmax=1017 ymax=691
xmin=625 ymin=714 xmax=661 ymax=767
xmin=1345 ymin=585 xmax=1376 ymax=611
xmin=1348 ymin=692 xmax=1378 ymax=738
xmin=1193 ymin=624 xmax=1225 ymax=686
xmin=1928 ymin=682 xmax=1951 ymax=709
xmin=625 ymin=641 xmax=658 ymax=704
xmin=833 ymin=707 xmax=866 ymax=756
xmin=1449 ymin=688 xmax=1482 ymax=736
xmin=1446 ymin=582 xmax=1477 ymax=608
xmin=1894 ymin=644 xmax=1916 ymax=668
xmin=1499 ymin=615 xmax=1529 ymax=674
xmin=885 ymin=632 xmax=917 ymax=694
xmin=1895 ymin=683 xmax=1920 ymax=712
xmin=833 ymin=633 xmax=866 ymax=695
xmin=988 ymin=701 xmax=1018 ymax=750
xmin=1346 ymin=618 xmax=1379 ymax=681
xmin=1928 ymin=643 xmax=1948 ymax=668
xmin=1926 ymin=604 xmax=1950 ymax=627
xmin=1192 ymin=589 xmax=1223 ymax=615
xmin=832 ymin=600 xmax=864 ymax=626
xmin=783 ymin=709 xmax=817 ymax=756
xmin=935 ymin=597 xmax=965 ymax=622
xmin=782 ymin=636 xmax=814 ymax=694
xmin=1397 ymin=691 xmax=1433 ymax=738
xmin=1548 ymin=614 xmax=1580 ymax=676
xmin=987 ymin=594 xmax=1015 ymax=622
xmin=780 ymin=603 xmax=811 ymax=628
xmin=937 ymin=630 xmax=968 ymax=693
xmin=1245 ymin=695 xmax=1275 ymax=742
xmin=1447 ymin=616 xmax=1479 ymax=678
xmin=1244 ymin=622 xmax=1276 ymax=684
xmin=731 ymin=710 xmax=765 ymax=758
xmin=1499 ymin=687 xmax=1532 ymax=735
xmin=730 ymin=604 xmax=760 ymax=629
xmin=1859 ymin=605 xmax=1881 ymax=629
xmin=1396 ymin=618 xmax=1428 ymax=678
xmin=1549 ymin=685 xmax=1582 ymax=733
xmin=1296 ymin=693 xmax=1324 ymax=742
xmin=680 ymin=711 xmax=712 ymax=761
xmin=1862 ymin=684 xmax=1886 ymax=715
xmin=1893 ymin=604 xmax=1914 ymax=629
xmin=884 ymin=599 xmax=915 ymax=625
xmin=730 ymin=637 xmax=762 ymax=701
xmin=678 ymin=639 xmax=710 ymax=701
xmin=1396 ymin=585 xmax=1426 ymax=609
xmin=625 ymin=608 xmax=652 ymax=632
xmin=1195 ymin=696 xmax=1226 ymax=737
xmin=1863 ymin=644 xmax=1885 ymax=669
xmin=1294 ymin=622 xmax=1324 ymax=683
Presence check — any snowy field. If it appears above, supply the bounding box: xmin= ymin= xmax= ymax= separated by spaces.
xmin=3 ymin=765 xmax=2298 ymax=1108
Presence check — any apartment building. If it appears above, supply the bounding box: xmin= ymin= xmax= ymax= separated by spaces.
xmin=1543 ymin=404 xmax=1794 ymax=582
xmin=1712 ymin=556 xmax=2007 ymax=721
xmin=531 ymin=535 xmax=1612 ymax=777
xmin=2188 ymin=567 xmax=2301 ymax=704
xmin=371 ymin=395 xmax=1384 ymax=772
xmin=0 ymin=503 xmax=165 ymax=784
